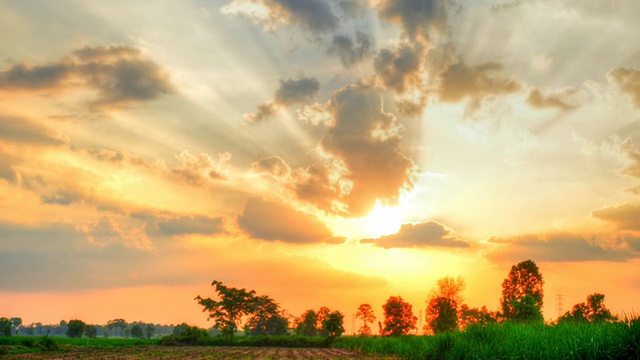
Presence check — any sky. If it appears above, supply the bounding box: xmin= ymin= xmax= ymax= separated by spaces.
xmin=1 ymin=0 xmax=640 ymax=330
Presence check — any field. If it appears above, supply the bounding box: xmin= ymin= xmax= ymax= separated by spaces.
xmin=2 ymin=346 xmax=398 ymax=359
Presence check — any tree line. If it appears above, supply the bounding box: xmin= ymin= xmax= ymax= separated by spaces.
xmin=1 ymin=259 xmax=617 ymax=340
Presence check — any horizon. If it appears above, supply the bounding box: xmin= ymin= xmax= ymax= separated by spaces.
xmin=1 ymin=0 xmax=640 ymax=330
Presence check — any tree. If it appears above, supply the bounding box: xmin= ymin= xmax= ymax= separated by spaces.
xmin=84 ymin=325 xmax=97 ymax=339
xmin=107 ymin=319 xmax=127 ymax=337
xmin=0 ymin=318 xmax=11 ymax=337
xmin=425 ymin=277 xmax=466 ymax=334
xmin=10 ymin=318 xmax=22 ymax=335
xmin=426 ymin=297 xmax=458 ymax=334
xmin=500 ymin=259 xmax=544 ymax=323
xmin=296 ymin=310 xmax=318 ymax=336
xmin=145 ymin=324 xmax=156 ymax=339
xmin=130 ymin=324 xmax=144 ymax=339
xmin=316 ymin=306 xmax=331 ymax=337
xmin=322 ymin=311 xmax=345 ymax=339
xmin=196 ymin=280 xmax=258 ymax=341
xmin=356 ymin=304 xmax=376 ymax=335
xmin=559 ymin=293 xmax=616 ymax=324
xmin=66 ymin=319 xmax=86 ymax=338
xmin=382 ymin=296 xmax=417 ymax=336
xmin=458 ymin=305 xmax=497 ymax=330
xmin=245 ymin=295 xmax=288 ymax=336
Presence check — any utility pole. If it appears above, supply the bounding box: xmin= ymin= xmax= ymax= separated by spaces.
xmin=556 ymin=294 xmax=564 ymax=319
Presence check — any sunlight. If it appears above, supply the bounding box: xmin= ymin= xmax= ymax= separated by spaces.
xmin=359 ymin=200 xmax=404 ymax=238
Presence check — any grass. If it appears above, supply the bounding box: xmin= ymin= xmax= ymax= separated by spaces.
xmin=0 ymin=336 xmax=157 ymax=355
xmin=334 ymin=319 xmax=640 ymax=360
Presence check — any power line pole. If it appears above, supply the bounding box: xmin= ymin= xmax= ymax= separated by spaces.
xmin=556 ymin=294 xmax=564 ymax=319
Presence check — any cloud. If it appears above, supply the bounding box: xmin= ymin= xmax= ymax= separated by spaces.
xmin=221 ymin=0 xmax=338 ymax=33
xmin=320 ymin=83 xmax=415 ymax=216
xmin=0 ymin=45 xmax=173 ymax=110
xmin=361 ymin=221 xmax=470 ymax=248
xmin=526 ymin=88 xmax=575 ymax=111
xmin=608 ymin=67 xmax=640 ymax=107
xmin=170 ymin=150 xmax=230 ymax=185
xmin=83 ymin=217 xmax=154 ymax=250
xmin=375 ymin=0 xmax=452 ymax=41
xmin=0 ymin=114 xmax=68 ymax=146
xmin=592 ymin=203 xmax=640 ymax=231
xmin=486 ymin=233 xmax=635 ymax=263
xmin=374 ymin=44 xmax=424 ymax=93
xmin=251 ymin=156 xmax=291 ymax=177
xmin=328 ymin=32 xmax=374 ymax=68
xmin=291 ymin=163 xmax=341 ymax=213
xmin=616 ymin=138 xmax=640 ymax=179
xmin=154 ymin=215 xmax=225 ymax=236
xmin=237 ymin=197 xmax=339 ymax=243
xmin=245 ymin=76 xmax=320 ymax=123
xmin=437 ymin=61 xmax=520 ymax=110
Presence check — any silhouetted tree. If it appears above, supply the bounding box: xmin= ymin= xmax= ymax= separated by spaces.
xmin=107 ymin=319 xmax=127 ymax=337
xmin=0 ymin=318 xmax=11 ymax=337
xmin=84 ymin=325 xmax=97 ymax=338
xmin=245 ymin=295 xmax=288 ymax=336
xmin=196 ymin=280 xmax=257 ymax=341
xmin=296 ymin=310 xmax=318 ymax=336
xmin=10 ymin=318 xmax=21 ymax=335
xmin=130 ymin=324 xmax=144 ymax=339
xmin=500 ymin=259 xmax=544 ymax=323
xmin=322 ymin=311 xmax=345 ymax=339
xmin=66 ymin=319 xmax=86 ymax=338
xmin=559 ymin=293 xmax=616 ymax=324
xmin=382 ymin=296 xmax=417 ymax=336
xmin=145 ymin=324 xmax=156 ymax=339
xmin=356 ymin=304 xmax=376 ymax=335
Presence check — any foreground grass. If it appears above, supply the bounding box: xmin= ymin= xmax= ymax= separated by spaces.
xmin=334 ymin=320 xmax=640 ymax=360
xmin=0 ymin=336 xmax=157 ymax=355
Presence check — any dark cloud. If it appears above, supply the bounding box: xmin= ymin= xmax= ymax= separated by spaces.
xmin=0 ymin=114 xmax=67 ymax=146
xmin=526 ymin=88 xmax=575 ymax=111
xmin=245 ymin=76 xmax=320 ymax=123
xmin=592 ymin=203 xmax=640 ymax=231
xmin=251 ymin=156 xmax=291 ymax=177
xmin=237 ymin=197 xmax=338 ymax=244
xmin=376 ymin=0 xmax=452 ymax=41
xmin=0 ymin=155 xmax=16 ymax=183
xmin=374 ymin=44 xmax=424 ymax=93
xmin=486 ymin=233 xmax=635 ymax=263
xmin=41 ymin=193 xmax=78 ymax=206
xmin=223 ymin=0 xmax=338 ymax=33
xmin=338 ymin=0 xmax=367 ymax=17
xmin=438 ymin=61 xmax=520 ymax=109
xmin=361 ymin=221 xmax=470 ymax=249
xmin=0 ymin=45 xmax=173 ymax=110
xmin=608 ymin=67 xmax=640 ymax=107
xmin=320 ymin=83 xmax=415 ymax=216
xmin=291 ymin=163 xmax=340 ymax=213
xmin=329 ymin=32 xmax=374 ymax=68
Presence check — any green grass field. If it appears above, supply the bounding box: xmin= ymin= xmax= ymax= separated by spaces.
xmin=334 ymin=320 xmax=640 ymax=359
xmin=1 ymin=320 xmax=638 ymax=359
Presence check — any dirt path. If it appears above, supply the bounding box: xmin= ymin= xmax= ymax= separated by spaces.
xmin=4 ymin=346 xmax=399 ymax=359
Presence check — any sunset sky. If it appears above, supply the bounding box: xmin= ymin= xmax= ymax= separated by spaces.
xmin=1 ymin=0 xmax=640 ymax=330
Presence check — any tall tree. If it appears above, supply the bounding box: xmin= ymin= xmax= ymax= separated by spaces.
xmin=84 ymin=325 xmax=97 ymax=339
xmin=145 ymin=324 xmax=156 ymax=339
xmin=356 ymin=304 xmax=376 ymax=335
xmin=425 ymin=276 xmax=466 ymax=334
xmin=130 ymin=324 xmax=144 ymax=339
xmin=500 ymin=259 xmax=544 ymax=323
xmin=316 ymin=306 xmax=331 ymax=337
xmin=458 ymin=305 xmax=497 ymax=330
xmin=382 ymin=296 xmax=417 ymax=336
xmin=66 ymin=319 xmax=86 ymax=338
xmin=196 ymin=280 xmax=257 ymax=341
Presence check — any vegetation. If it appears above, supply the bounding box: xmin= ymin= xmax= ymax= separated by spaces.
xmin=3 ymin=259 xmax=639 ymax=359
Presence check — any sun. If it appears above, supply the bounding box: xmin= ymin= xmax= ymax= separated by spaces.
xmin=361 ymin=201 xmax=404 ymax=238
